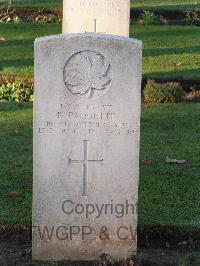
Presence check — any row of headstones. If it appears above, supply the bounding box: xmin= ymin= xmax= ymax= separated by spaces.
xmin=33 ymin=0 xmax=142 ymax=261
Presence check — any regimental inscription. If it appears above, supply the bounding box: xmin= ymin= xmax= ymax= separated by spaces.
xmin=71 ymin=1 xmax=129 ymax=17
xmin=63 ymin=51 xmax=112 ymax=98
xmin=38 ymin=103 xmax=135 ymax=136
xmin=68 ymin=140 xmax=103 ymax=196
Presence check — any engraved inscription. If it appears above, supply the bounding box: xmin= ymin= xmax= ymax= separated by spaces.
xmin=77 ymin=0 xmax=128 ymax=16
xmin=63 ymin=51 xmax=112 ymax=98
xmin=85 ymin=19 xmax=106 ymax=34
xmin=38 ymin=103 xmax=135 ymax=136
xmin=68 ymin=140 xmax=103 ymax=196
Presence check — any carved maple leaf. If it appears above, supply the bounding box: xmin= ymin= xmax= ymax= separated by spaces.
xmin=64 ymin=51 xmax=111 ymax=96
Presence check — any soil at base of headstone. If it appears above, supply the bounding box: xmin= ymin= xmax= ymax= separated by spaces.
xmin=0 ymin=226 xmax=200 ymax=266
xmin=0 ymin=239 xmax=199 ymax=266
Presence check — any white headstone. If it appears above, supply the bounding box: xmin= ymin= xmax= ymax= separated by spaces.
xmin=62 ymin=0 xmax=130 ymax=36
xmin=33 ymin=33 xmax=142 ymax=261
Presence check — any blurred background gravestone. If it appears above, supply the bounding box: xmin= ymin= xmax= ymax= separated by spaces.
xmin=62 ymin=0 xmax=130 ymax=36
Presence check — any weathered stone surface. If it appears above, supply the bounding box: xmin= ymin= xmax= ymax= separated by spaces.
xmin=62 ymin=0 xmax=130 ymax=36
xmin=33 ymin=33 xmax=142 ymax=261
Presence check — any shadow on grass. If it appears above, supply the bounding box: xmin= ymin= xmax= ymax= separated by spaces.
xmin=144 ymin=46 xmax=200 ymax=57
xmin=131 ymin=27 xmax=199 ymax=39
xmin=0 ymin=102 xmax=33 ymax=111
xmin=131 ymin=4 xmax=200 ymax=10
xmin=145 ymin=68 xmax=200 ymax=80
xmin=0 ymin=39 xmax=33 ymax=48
xmin=0 ymin=59 xmax=33 ymax=70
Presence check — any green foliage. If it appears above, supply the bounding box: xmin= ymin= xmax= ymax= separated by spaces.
xmin=0 ymin=1 xmax=21 ymax=24
xmin=3 ymin=0 xmax=12 ymax=8
xmin=1 ymin=14 xmax=22 ymax=24
xmin=144 ymin=79 xmax=184 ymax=103
xmin=34 ymin=14 xmax=60 ymax=23
xmin=137 ymin=10 xmax=160 ymax=25
xmin=12 ymin=15 xmax=21 ymax=23
xmin=0 ymin=81 xmax=33 ymax=102
xmin=186 ymin=9 xmax=200 ymax=26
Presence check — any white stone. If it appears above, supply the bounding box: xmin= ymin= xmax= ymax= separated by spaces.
xmin=33 ymin=33 xmax=142 ymax=261
xmin=62 ymin=0 xmax=130 ymax=36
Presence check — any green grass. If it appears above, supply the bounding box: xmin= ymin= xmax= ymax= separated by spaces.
xmin=0 ymin=0 xmax=199 ymax=10
xmin=131 ymin=25 xmax=200 ymax=79
xmin=0 ymin=102 xmax=32 ymax=223
xmin=0 ymin=0 xmax=62 ymax=9
xmin=0 ymin=24 xmax=60 ymax=78
xmin=0 ymin=24 xmax=199 ymax=79
xmin=0 ymin=102 xmax=200 ymax=228
xmin=139 ymin=103 xmax=200 ymax=227
xmin=131 ymin=0 xmax=200 ymax=10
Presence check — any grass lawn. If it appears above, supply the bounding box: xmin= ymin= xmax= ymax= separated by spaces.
xmin=131 ymin=0 xmax=200 ymax=10
xmin=0 ymin=103 xmax=32 ymax=223
xmin=0 ymin=0 xmax=62 ymax=9
xmin=0 ymin=0 xmax=199 ymax=10
xmin=0 ymin=24 xmax=199 ymax=80
xmin=0 ymin=102 xmax=200 ymax=228
xmin=131 ymin=25 xmax=200 ymax=80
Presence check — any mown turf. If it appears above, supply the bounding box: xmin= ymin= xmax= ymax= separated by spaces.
xmin=131 ymin=0 xmax=200 ymax=10
xmin=0 ymin=24 xmax=60 ymax=78
xmin=131 ymin=25 xmax=200 ymax=79
xmin=0 ymin=0 xmax=62 ymax=9
xmin=0 ymin=0 xmax=199 ymax=10
xmin=0 ymin=102 xmax=32 ymax=223
xmin=0 ymin=102 xmax=200 ymax=227
xmin=139 ymin=103 xmax=200 ymax=227
xmin=0 ymin=24 xmax=199 ymax=79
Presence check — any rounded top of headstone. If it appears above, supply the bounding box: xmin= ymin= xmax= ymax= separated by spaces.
xmin=34 ymin=33 xmax=143 ymax=47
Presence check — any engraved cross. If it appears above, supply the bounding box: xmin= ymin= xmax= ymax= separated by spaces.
xmin=68 ymin=140 xmax=103 ymax=196
xmin=85 ymin=19 xmax=106 ymax=34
